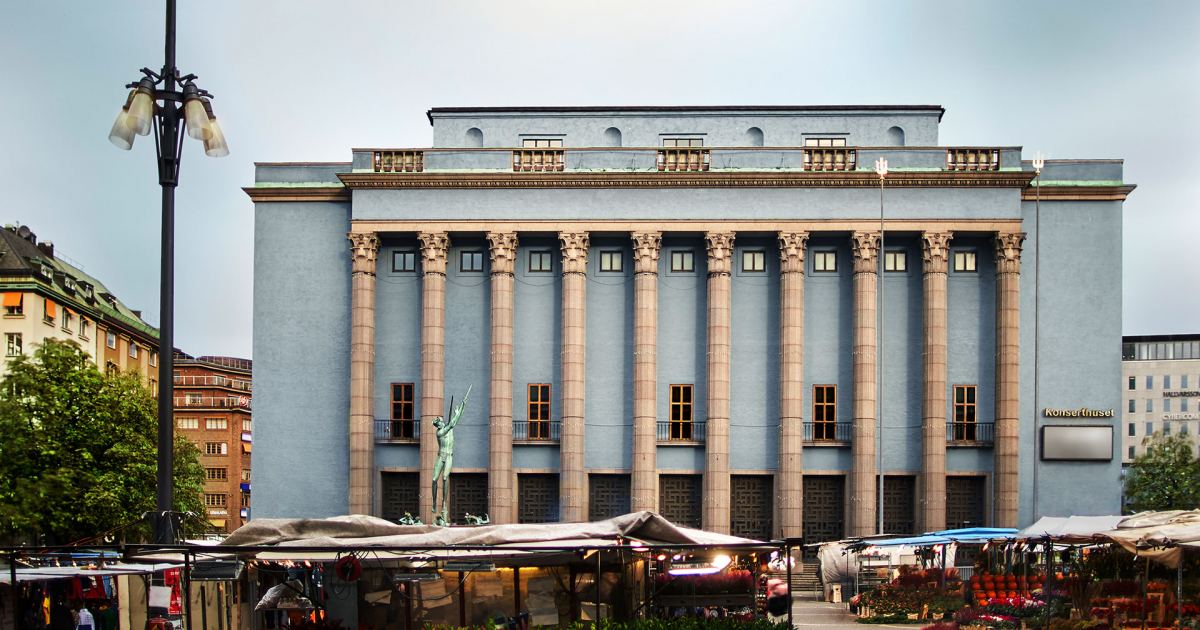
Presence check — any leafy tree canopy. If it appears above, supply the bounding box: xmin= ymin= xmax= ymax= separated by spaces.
xmin=1123 ymin=432 xmax=1200 ymax=513
xmin=0 ymin=338 xmax=205 ymax=543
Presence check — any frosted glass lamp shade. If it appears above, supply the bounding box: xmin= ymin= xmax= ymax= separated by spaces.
xmin=126 ymin=88 xmax=155 ymax=136
xmin=184 ymin=97 xmax=213 ymax=141
xmin=108 ymin=108 xmax=136 ymax=150
xmin=203 ymin=118 xmax=229 ymax=158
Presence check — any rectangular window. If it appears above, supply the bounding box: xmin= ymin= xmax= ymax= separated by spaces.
xmin=599 ymin=251 xmax=623 ymax=272
xmin=1147 ymin=376 xmax=1154 ymax=389
xmin=2 ymin=292 xmax=22 ymax=315
xmin=1184 ymin=375 xmax=1190 ymax=389
xmin=1146 ymin=422 xmax=1154 ymax=435
xmin=670 ymin=251 xmax=694 ymax=273
xmin=242 ymin=469 xmax=251 ymax=481
xmin=813 ymin=385 xmax=837 ymax=440
xmin=528 ymin=251 xmax=553 ymax=273
xmin=205 ymin=418 xmax=228 ymax=430
xmin=149 ymin=379 xmax=157 ymax=396
xmin=205 ymin=442 xmax=228 ymax=455
xmin=1165 ymin=399 xmax=1172 ymax=412
xmin=105 ymin=361 xmax=118 ymax=376
xmin=177 ymin=417 xmax=198 ymax=430
xmin=205 ymin=468 xmax=227 ymax=481
xmin=1129 ymin=376 xmax=1136 ymax=390
xmin=107 ymin=331 xmax=117 ymax=349
xmin=804 ymin=138 xmax=847 ymax=147
xmin=62 ymin=311 xmax=73 ymax=332
xmin=43 ymin=298 xmax=56 ymax=324
xmin=813 ymin=251 xmax=837 ymax=272
xmin=204 ymin=494 xmax=226 ymax=507
xmin=1165 ymin=375 xmax=1172 ymax=389
xmin=129 ymin=342 xmax=138 ymax=359
xmin=1165 ymin=422 xmax=1172 ymax=436
xmin=669 ymin=384 xmax=694 ymax=440
xmin=1129 ymin=399 xmax=1136 ymax=413
xmin=953 ymin=251 xmax=977 ymax=272
xmin=149 ymin=351 xmax=157 ymax=367
xmin=662 ymin=138 xmax=703 ymax=147
xmin=5 ymin=333 xmax=20 ymax=357
xmin=952 ymin=385 xmax=978 ymax=440
xmin=79 ymin=318 xmax=89 ymax=338
xmin=884 ymin=251 xmax=907 ymax=272
xmin=391 ymin=383 xmax=415 ymax=438
xmin=1184 ymin=399 xmax=1190 ymax=412
xmin=741 ymin=251 xmax=765 ymax=273
xmin=241 ymin=492 xmax=251 ymax=508
xmin=392 ymin=251 xmax=415 ymax=272
xmin=1184 ymin=422 xmax=1191 ymax=435
xmin=528 ymin=384 xmax=551 ymax=439
xmin=522 ymin=139 xmax=563 ymax=148
xmin=1129 ymin=446 xmax=1136 ymax=460
xmin=1128 ymin=423 xmax=1136 ymax=437
xmin=1147 ymin=399 xmax=1154 ymax=413
xmin=460 ymin=251 xmax=484 ymax=272
xmin=187 ymin=393 xmax=202 ymax=405
xmin=242 ymin=419 xmax=252 ymax=432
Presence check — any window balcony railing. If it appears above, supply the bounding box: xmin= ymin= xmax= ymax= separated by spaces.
xmin=803 ymin=421 xmax=853 ymax=444
xmin=512 ymin=149 xmax=565 ymax=172
xmin=174 ymin=375 xmax=252 ymax=391
xmin=375 ymin=420 xmax=420 ymax=442
xmin=803 ymin=148 xmax=857 ymax=172
xmin=174 ymin=396 xmax=252 ymax=410
xmin=513 ymin=420 xmax=561 ymax=441
xmin=946 ymin=149 xmax=1000 ymax=171
xmin=946 ymin=422 xmax=994 ymax=445
xmin=373 ymin=150 xmax=424 ymax=173
xmin=656 ymin=420 xmax=707 ymax=442
xmin=656 ymin=148 xmax=710 ymax=172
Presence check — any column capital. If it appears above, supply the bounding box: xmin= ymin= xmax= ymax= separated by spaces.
xmin=347 ymin=232 xmax=380 ymax=275
xmin=705 ymin=232 xmax=736 ymax=276
xmin=994 ymin=231 xmax=1027 ymax=274
xmin=631 ymin=231 xmax=662 ymax=274
xmin=487 ymin=232 xmax=519 ymax=275
xmin=418 ymin=232 xmax=450 ymax=275
xmin=559 ymin=232 xmax=590 ymax=275
xmin=778 ymin=231 xmax=809 ymax=274
xmin=921 ymin=231 xmax=954 ymax=274
xmin=850 ymin=231 xmax=881 ymax=274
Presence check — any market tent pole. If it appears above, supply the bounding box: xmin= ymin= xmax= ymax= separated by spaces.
xmin=1143 ymin=556 xmax=1150 ymax=630
xmin=9 ymin=551 xmax=19 ymax=630
xmin=1178 ymin=559 xmax=1183 ymax=630
xmin=404 ymin=581 xmax=413 ymax=630
xmin=185 ymin=550 xmax=193 ymax=630
xmin=458 ymin=572 xmax=466 ymax=627
xmin=200 ymin=585 xmax=208 ymax=630
xmin=786 ymin=542 xmax=793 ymax=630
xmin=514 ymin=567 xmax=521 ymax=618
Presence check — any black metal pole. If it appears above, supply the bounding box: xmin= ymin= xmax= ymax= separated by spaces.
xmin=154 ymin=0 xmax=179 ymax=545
xmin=9 ymin=552 xmax=20 ymax=630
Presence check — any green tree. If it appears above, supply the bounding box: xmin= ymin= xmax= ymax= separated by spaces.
xmin=1123 ymin=432 xmax=1200 ymax=513
xmin=0 ymin=338 xmax=206 ymax=543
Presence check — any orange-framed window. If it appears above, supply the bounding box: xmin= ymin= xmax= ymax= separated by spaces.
xmin=528 ymin=384 xmax=551 ymax=439
xmin=813 ymin=385 xmax=837 ymax=440
xmin=669 ymin=384 xmax=694 ymax=440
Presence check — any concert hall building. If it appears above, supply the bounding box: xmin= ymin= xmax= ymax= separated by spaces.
xmin=247 ymin=105 xmax=1132 ymax=543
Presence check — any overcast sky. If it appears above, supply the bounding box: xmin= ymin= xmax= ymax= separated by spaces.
xmin=1 ymin=1 xmax=1196 ymax=359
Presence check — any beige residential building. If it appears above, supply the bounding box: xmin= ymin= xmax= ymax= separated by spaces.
xmin=1121 ymin=335 xmax=1200 ymax=463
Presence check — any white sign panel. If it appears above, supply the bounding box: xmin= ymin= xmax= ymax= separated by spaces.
xmin=1041 ymin=425 xmax=1113 ymax=461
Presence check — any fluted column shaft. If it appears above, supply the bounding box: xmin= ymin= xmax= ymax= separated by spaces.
xmin=488 ymin=233 xmax=518 ymax=524
xmin=994 ymin=232 xmax=1026 ymax=528
xmin=348 ymin=232 xmax=380 ymax=515
xmin=631 ymin=232 xmax=663 ymax=514
xmin=777 ymin=232 xmax=808 ymax=539
xmin=703 ymin=232 xmax=735 ymax=534
xmin=920 ymin=232 xmax=953 ymax=533
xmin=850 ymin=232 xmax=881 ymax=537
xmin=560 ymin=233 xmax=589 ymax=522
xmin=418 ymin=232 xmax=449 ymax=520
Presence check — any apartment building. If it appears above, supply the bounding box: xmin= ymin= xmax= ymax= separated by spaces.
xmin=1121 ymin=334 xmax=1200 ymax=462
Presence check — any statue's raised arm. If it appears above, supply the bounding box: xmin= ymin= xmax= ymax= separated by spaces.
xmin=446 ymin=384 xmax=471 ymax=430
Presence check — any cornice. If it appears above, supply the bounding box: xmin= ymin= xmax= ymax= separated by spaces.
xmin=1021 ymin=185 xmax=1136 ymax=201
xmin=242 ymin=186 xmax=350 ymax=202
xmin=336 ymin=170 xmax=1037 ymax=190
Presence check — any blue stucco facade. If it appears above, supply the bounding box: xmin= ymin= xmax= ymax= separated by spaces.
xmin=249 ymin=105 xmax=1129 ymax=539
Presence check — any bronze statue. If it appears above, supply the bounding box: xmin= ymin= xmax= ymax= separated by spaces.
xmin=431 ymin=385 xmax=470 ymax=526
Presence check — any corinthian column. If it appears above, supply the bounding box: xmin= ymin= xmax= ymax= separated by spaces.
xmin=993 ymin=231 xmax=1025 ymax=528
xmin=348 ymin=232 xmax=380 ymax=515
xmin=418 ymin=232 xmax=449 ymax=520
xmin=488 ymin=232 xmax=518 ymax=524
xmin=703 ymin=232 xmax=735 ymax=534
xmin=850 ymin=231 xmax=881 ymax=537
xmin=631 ymin=232 xmax=662 ymax=514
xmin=777 ymin=231 xmax=808 ymax=539
xmin=559 ymin=232 xmax=589 ymax=522
xmin=921 ymin=231 xmax=953 ymax=533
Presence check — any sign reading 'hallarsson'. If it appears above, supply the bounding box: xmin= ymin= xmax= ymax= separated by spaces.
xmin=1043 ymin=408 xmax=1115 ymax=418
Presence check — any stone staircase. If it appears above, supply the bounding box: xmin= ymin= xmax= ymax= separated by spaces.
xmin=790 ymin=562 xmax=823 ymax=599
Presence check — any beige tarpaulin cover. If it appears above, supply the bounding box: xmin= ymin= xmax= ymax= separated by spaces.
xmin=1102 ymin=510 xmax=1200 ymax=569
xmin=1019 ymin=515 xmax=1124 ymax=544
xmin=220 ymin=511 xmax=759 ymax=548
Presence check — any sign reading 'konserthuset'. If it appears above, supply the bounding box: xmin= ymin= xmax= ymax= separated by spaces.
xmin=1043 ymin=408 xmax=1115 ymax=418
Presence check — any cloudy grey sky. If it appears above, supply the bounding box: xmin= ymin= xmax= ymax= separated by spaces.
xmin=1 ymin=1 xmax=1196 ymax=359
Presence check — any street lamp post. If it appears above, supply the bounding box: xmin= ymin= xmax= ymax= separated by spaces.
xmin=108 ymin=0 xmax=228 ymax=544
xmin=875 ymin=157 xmax=888 ymax=535
xmin=1030 ymin=152 xmax=1044 ymax=523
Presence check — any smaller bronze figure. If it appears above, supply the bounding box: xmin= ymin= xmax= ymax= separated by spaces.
xmin=431 ymin=385 xmax=470 ymax=526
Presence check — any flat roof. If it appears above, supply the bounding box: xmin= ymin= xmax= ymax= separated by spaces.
xmin=1123 ymin=334 xmax=1200 ymax=343
xmin=427 ymin=104 xmax=946 ymax=124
